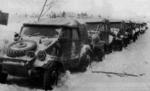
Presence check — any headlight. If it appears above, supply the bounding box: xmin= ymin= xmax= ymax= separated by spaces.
xmin=120 ymin=35 xmax=124 ymax=38
xmin=37 ymin=50 xmax=46 ymax=61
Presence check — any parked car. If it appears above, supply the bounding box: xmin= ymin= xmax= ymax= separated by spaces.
xmin=0 ymin=18 xmax=93 ymax=90
xmin=85 ymin=19 xmax=107 ymax=59
xmin=0 ymin=17 xmax=147 ymax=90
xmin=109 ymin=20 xmax=127 ymax=50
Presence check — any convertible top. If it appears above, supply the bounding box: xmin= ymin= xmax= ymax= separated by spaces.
xmin=24 ymin=18 xmax=107 ymax=27
xmin=83 ymin=18 xmax=105 ymax=24
xmin=24 ymin=18 xmax=84 ymax=28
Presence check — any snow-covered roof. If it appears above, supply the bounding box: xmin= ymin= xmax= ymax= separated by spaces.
xmin=24 ymin=18 xmax=84 ymax=28
xmin=79 ymin=18 xmax=104 ymax=24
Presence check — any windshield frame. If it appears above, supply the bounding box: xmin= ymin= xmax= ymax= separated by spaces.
xmin=20 ymin=25 xmax=62 ymax=38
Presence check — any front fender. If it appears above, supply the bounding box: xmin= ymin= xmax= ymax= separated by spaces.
xmin=42 ymin=60 xmax=65 ymax=73
xmin=80 ymin=45 xmax=93 ymax=57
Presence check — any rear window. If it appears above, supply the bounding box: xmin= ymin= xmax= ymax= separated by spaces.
xmin=72 ymin=29 xmax=79 ymax=40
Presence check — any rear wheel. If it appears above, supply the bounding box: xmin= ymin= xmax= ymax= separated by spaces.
xmin=0 ymin=72 xmax=8 ymax=83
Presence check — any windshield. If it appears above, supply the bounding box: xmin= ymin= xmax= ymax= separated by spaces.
xmin=21 ymin=26 xmax=62 ymax=38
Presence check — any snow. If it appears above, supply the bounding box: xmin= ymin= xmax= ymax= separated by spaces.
xmin=0 ymin=16 xmax=150 ymax=91
xmin=53 ymin=25 xmax=150 ymax=91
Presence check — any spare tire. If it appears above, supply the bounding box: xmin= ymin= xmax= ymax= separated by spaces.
xmin=7 ymin=40 xmax=37 ymax=57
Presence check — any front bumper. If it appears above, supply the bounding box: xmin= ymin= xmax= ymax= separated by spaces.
xmin=0 ymin=57 xmax=33 ymax=77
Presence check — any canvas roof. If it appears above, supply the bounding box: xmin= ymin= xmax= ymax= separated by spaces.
xmin=24 ymin=18 xmax=84 ymax=28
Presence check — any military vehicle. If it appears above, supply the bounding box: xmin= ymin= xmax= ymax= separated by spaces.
xmin=0 ymin=16 xmax=147 ymax=90
xmin=85 ymin=19 xmax=126 ymax=53
xmin=109 ymin=20 xmax=148 ymax=49
xmin=124 ymin=21 xmax=145 ymax=43
xmin=109 ymin=20 xmax=143 ymax=50
xmin=134 ymin=22 xmax=148 ymax=34
xmin=85 ymin=19 xmax=147 ymax=52
xmin=85 ymin=19 xmax=108 ymax=60
xmin=109 ymin=20 xmax=128 ymax=50
xmin=0 ymin=18 xmax=96 ymax=90
xmin=85 ymin=19 xmax=114 ymax=56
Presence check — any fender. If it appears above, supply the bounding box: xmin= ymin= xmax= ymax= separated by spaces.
xmin=42 ymin=60 xmax=65 ymax=73
xmin=80 ymin=45 xmax=92 ymax=57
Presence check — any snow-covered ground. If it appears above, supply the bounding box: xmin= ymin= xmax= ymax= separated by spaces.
xmin=0 ymin=16 xmax=150 ymax=91
xmin=56 ymin=27 xmax=150 ymax=91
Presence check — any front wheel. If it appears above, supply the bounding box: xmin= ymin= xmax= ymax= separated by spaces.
xmin=43 ymin=61 xmax=65 ymax=90
xmin=43 ymin=69 xmax=58 ymax=90
xmin=79 ymin=54 xmax=91 ymax=71
xmin=0 ymin=65 xmax=8 ymax=84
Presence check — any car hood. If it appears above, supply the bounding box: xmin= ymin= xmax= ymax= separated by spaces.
xmin=23 ymin=36 xmax=58 ymax=51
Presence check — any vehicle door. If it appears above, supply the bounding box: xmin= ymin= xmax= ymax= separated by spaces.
xmin=71 ymin=28 xmax=81 ymax=59
xmin=59 ymin=27 xmax=72 ymax=60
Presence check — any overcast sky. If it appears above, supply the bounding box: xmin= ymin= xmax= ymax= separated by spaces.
xmin=0 ymin=0 xmax=150 ymax=19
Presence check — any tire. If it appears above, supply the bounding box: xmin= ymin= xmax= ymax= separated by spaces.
xmin=0 ymin=65 xmax=2 ymax=73
xmin=119 ymin=41 xmax=123 ymax=51
xmin=118 ymin=45 xmax=123 ymax=51
xmin=133 ymin=37 xmax=136 ymax=42
xmin=104 ymin=44 xmax=112 ymax=54
xmin=0 ymin=72 xmax=8 ymax=83
xmin=79 ymin=54 xmax=91 ymax=71
xmin=43 ymin=61 xmax=65 ymax=90
xmin=123 ymin=38 xmax=128 ymax=47
xmin=43 ymin=70 xmax=58 ymax=90
xmin=93 ymin=47 xmax=104 ymax=61
xmin=6 ymin=40 xmax=37 ymax=57
xmin=0 ymin=65 xmax=7 ymax=84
